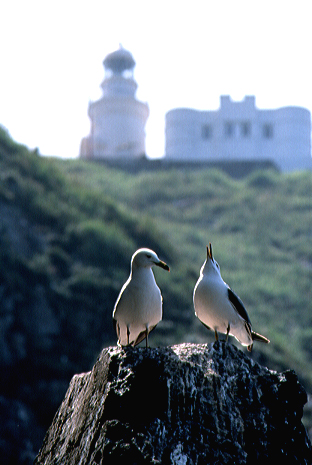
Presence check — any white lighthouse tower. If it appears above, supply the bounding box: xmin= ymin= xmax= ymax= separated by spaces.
xmin=80 ymin=46 xmax=149 ymax=159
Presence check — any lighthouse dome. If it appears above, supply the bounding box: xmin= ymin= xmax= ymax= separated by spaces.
xmin=103 ymin=46 xmax=135 ymax=74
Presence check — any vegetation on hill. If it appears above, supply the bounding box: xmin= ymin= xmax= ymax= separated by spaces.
xmin=58 ymin=157 xmax=312 ymax=380
xmin=0 ymin=126 xmax=311 ymax=460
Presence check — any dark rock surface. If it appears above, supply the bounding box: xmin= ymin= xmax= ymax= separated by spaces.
xmin=35 ymin=342 xmax=312 ymax=464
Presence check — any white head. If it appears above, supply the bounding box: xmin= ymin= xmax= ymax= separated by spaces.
xmin=201 ymin=243 xmax=221 ymax=276
xmin=131 ymin=248 xmax=170 ymax=272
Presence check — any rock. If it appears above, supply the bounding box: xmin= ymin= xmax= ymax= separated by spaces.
xmin=34 ymin=342 xmax=312 ymax=464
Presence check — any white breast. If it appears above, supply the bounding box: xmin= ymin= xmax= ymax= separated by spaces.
xmin=113 ymin=268 xmax=162 ymax=345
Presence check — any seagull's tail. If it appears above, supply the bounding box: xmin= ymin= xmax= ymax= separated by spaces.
xmin=247 ymin=331 xmax=270 ymax=352
xmin=251 ymin=331 xmax=270 ymax=344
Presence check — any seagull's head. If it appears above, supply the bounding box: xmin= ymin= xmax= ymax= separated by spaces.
xmin=201 ymin=242 xmax=221 ymax=276
xmin=131 ymin=248 xmax=170 ymax=271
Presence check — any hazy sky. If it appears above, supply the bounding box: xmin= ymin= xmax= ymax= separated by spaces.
xmin=1 ymin=0 xmax=311 ymax=158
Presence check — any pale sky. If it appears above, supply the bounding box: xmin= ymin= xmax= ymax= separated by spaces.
xmin=1 ymin=0 xmax=311 ymax=159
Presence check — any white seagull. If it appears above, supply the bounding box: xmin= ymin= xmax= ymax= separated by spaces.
xmin=113 ymin=248 xmax=170 ymax=347
xmin=193 ymin=243 xmax=270 ymax=351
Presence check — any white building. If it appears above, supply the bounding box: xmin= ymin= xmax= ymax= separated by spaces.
xmin=165 ymin=96 xmax=312 ymax=171
xmin=80 ymin=47 xmax=149 ymax=159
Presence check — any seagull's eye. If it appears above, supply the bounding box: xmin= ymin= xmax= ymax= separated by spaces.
xmin=146 ymin=254 xmax=151 ymax=259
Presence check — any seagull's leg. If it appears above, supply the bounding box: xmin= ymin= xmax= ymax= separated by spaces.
xmin=214 ymin=329 xmax=219 ymax=341
xmin=116 ymin=322 xmax=121 ymax=346
xmin=226 ymin=323 xmax=230 ymax=342
xmin=127 ymin=325 xmax=130 ymax=346
xmin=145 ymin=325 xmax=149 ymax=348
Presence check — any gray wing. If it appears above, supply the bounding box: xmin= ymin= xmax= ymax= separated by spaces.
xmin=227 ymin=287 xmax=251 ymax=326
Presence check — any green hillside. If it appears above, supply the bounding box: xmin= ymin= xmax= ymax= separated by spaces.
xmin=60 ymin=158 xmax=312 ymax=428
xmin=0 ymin=127 xmax=174 ymax=369
xmin=57 ymin=160 xmax=312 ymax=344
xmin=0 ymin=127 xmax=312 ymax=459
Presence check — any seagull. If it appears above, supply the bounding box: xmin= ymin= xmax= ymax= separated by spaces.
xmin=193 ymin=243 xmax=270 ymax=351
xmin=112 ymin=248 xmax=170 ymax=347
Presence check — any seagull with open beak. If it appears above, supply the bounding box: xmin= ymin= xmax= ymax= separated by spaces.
xmin=193 ymin=243 xmax=270 ymax=351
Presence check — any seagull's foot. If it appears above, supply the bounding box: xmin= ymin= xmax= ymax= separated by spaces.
xmin=225 ymin=323 xmax=230 ymax=342
xmin=214 ymin=329 xmax=219 ymax=341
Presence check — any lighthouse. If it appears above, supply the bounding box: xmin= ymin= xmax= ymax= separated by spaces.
xmin=80 ymin=46 xmax=149 ymax=159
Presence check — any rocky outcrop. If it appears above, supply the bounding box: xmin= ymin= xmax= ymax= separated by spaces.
xmin=35 ymin=342 xmax=312 ymax=464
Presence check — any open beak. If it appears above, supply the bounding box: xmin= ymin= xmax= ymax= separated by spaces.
xmin=155 ymin=260 xmax=170 ymax=272
xmin=206 ymin=242 xmax=213 ymax=261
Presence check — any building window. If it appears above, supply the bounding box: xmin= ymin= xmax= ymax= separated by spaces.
xmin=241 ymin=121 xmax=251 ymax=137
xmin=263 ymin=123 xmax=274 ymax=139
xmin=202 ymin=124 xmax=212 ymax=139
xmin=224 ymin=121 xmax=234 ymax=137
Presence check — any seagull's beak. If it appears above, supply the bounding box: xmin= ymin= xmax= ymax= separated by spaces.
xmin=155 ymin=260 xmax=170 ymax=271
xmin=206 ymin=243 xmax=213 ymax=261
